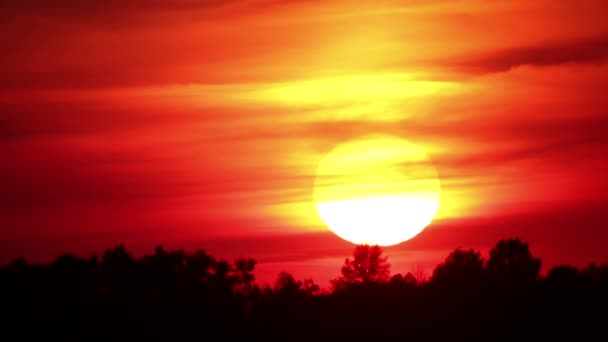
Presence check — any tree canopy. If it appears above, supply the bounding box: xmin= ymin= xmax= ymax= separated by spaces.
xmin=332 ymin=244 xmax=391 ymax=289
xmin=1 ymin=237 xmax=607 ymax=340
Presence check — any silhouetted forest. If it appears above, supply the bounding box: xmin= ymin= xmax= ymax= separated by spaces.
xmin=2 ymin=238 xmax=607 ymax=340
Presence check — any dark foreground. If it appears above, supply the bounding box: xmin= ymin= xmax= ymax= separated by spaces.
xmin=2 ymin=238 xmax=607 ymax=340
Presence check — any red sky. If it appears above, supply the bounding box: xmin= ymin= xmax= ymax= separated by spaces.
xmin=1 ymin=0 xmax=608 ymax=287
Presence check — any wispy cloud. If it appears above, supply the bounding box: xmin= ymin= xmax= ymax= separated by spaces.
xmin=456 ymin=34 xmax=608 ymax=74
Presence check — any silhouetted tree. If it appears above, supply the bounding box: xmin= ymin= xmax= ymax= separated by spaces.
xmin=581 ymin=263 xmax=608 ymax=287
xmin=184 ymin=249 xmax=214 ymax=284
xmin=140 ymin=245 xmax=187 ymax=297
xmin=430 ymin=248 xmax=485 ymax=292
xmin=100 ymin=244 xmax=137 ymax=296
xmin=274 ymin=272 xmax=302 ymax=294
xmin=389 ymin=272 xmax=417 ymax=288
xmin=486 ymin=238 xmax=541 ymax=290
xmin=332 ymin=244 xmax=390 ymax=290
xmin=2 ymin=238 xmax=608 ymax=340
xmin=545 ymin=264 xmax=580 ymax=290
xmin=272 ymin=272 xmax=320 ymax=297
xmin=51 ymin=253 xmax=98 ymax=298
xmin=232 ymin=257 xmax=256 ymax=294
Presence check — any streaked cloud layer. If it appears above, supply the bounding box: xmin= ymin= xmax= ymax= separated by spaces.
xmin=1 ymin=0 xmax=607 ymax=284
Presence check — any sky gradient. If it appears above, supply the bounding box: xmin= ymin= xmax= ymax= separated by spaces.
xmin=2 ymin=0 xmax=608 ymax=286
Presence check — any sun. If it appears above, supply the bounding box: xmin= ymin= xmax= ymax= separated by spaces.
xmin=313 ymin=134 xmax=441 ymax=246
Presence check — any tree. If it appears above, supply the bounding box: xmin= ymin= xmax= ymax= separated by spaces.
xmin=184 ymin=250 xmax=214 ymax=284
xmin=430 ymin=248 xmax=485 ymax=290
xmin=486 ymin=238 xmax=541 ymax=289
xmin=580 ymin=263 xmax=608 ymax=289
xmin=274 ymin=272 xmax=301 ymax=294
xmin=100 ymin=244 xmax=137 ymax=294
xmin=333 ymin=245 xmax=391 ymax=289
xmin=389 ymin=272 xmax=417 ymax=288
xmin=545 ymin=265 xmax=580 ymax=291
xmin=232 ymin=257 xmax=256 ymax=294
xmin=272 ymin=272 xmax=320 ymax=298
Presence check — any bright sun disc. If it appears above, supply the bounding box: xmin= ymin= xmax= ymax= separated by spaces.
xmin=313 ymin=134 xmax=441 ymax=246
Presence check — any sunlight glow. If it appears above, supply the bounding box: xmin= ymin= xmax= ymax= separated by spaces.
xmin=313 ymin=134 xmax=441 ymax=246
xmin=249 ymin=73 xmax=459 ymax=107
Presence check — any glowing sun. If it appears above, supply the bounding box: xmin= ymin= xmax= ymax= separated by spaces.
xmin=313 ymin=134 xmax=441 ymax=246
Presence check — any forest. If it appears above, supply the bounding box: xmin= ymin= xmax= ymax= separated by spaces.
xmin=2 ymin=238 xmax=607 ymax=340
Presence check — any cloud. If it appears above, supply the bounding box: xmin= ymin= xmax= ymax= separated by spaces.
xmin=459 ymin=34 xmax=608 ymax=73
xmin=1 ymin=0 xmax=608 ymax=276
xmin=0 ymin=0 xmax=319 ymax=90
xmin=0 ymin=101 xmax=160 ymax=141
xmin=0 ymin=0 xmax=311 ymax=25
xmin=0 ymin=0 xmax=231 ymax=20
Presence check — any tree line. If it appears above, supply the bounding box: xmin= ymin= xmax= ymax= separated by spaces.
xmin=1 ymin=238 xmax=607 ymax=340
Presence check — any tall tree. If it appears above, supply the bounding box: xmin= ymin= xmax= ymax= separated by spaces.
xmin=333 ymin=245 xmax=391 ymax=289
xmin=430 ymin=248 xmax=485 ymax=290
xmin=486 ymin=238 xmax=541 ymax=289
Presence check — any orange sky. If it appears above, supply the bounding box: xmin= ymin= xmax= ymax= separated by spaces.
xmin=1 ymin=0 xmax=608 ymax=286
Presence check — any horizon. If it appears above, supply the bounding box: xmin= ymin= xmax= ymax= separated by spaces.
xmin=3 ymin=202 xmax=607 ymax=287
